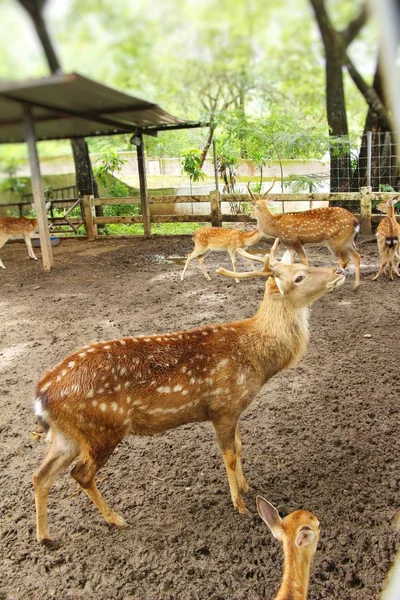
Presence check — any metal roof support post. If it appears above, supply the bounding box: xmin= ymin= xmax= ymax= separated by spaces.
xmin=22 ymin=106 xmax=54 ymax=271
xmin=134 ymin=133 xmax=151 ymax=238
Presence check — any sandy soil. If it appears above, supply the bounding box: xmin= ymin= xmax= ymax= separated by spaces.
xmin=0 ymin=234 xmax=399 ymax=600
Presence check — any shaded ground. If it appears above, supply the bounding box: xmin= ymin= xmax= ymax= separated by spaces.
xmin=0 ymin=234 xmax=399 ymax=600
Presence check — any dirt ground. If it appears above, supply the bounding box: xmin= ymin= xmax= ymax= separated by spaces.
xmin=0 ymin=233 xmax=399 ymax=600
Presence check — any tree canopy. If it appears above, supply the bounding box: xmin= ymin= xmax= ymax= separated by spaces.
xmin=0 ymin=0 xmax=378 ymax=167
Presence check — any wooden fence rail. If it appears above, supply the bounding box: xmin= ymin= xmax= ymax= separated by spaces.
xmin=82 ymin=186 xmax=383 ymax=240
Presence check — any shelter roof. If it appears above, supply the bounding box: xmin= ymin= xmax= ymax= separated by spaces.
xmin=0 ymin=72 xmax=203 ymax=143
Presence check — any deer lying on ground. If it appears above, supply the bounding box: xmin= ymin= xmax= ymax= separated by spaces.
xmin=257 ymin=496 xmax=320 ymax=600
xmin=181 ymin=226 xmax=279 ymax=283
xmin=33 ymin=255 xmax=345 ymax=544
xmin=0 ymin=217 xmax=38 ymax=269
xmin=248 ymin=182 xmax=361 ymax=289
xmin=373 ymin=196 xmax=400 ymax=281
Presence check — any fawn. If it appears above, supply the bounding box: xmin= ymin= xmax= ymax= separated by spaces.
xmin=248 ymin=182 xmax=361 ymax=289
xmin=33 ymin=255 xmax=345 ymax=544
xmin=373 ymin=196 xmax=400 ymax=281
xmin=257 ymin=496 xmax=320 ymax=600
xmin=181 ymin=226 xmax=269 ymax=283
xmin=0 ymin=217 xmax=38 ymax=269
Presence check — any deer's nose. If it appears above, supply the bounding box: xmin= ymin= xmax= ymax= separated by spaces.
xmin=335 ymin=268 xmax=345 ymax=275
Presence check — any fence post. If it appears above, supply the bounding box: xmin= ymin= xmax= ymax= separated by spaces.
xmin=210 ymin=191 xmax=222 ymax=227
xmin=360 ymin=186 xmax=372 ymax=235
xmin=82 ymin=195 xmax=96 ymax=241
xmin=366 ymin=131 xmax=372 ymax=188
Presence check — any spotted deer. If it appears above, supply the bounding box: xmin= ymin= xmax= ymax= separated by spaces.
xmin=248 ymin=182 xmax=361 ymax=289
xmin=181 ymin=226 xmax=279 ymax=283
xmin=33 ymin=256 xmax=345 ymax=545
xmin=373 ymin=195 xmax=400 ymax=280
xmin=0 ymin=217 xmax=38 ymax=269
xmin=257 ymin=496 xmax=320 ymax=600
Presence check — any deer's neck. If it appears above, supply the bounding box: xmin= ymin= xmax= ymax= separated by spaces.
xmin=249 ymin=292 xmax=309 ymax=377
xmin=275 ymin=544 xmax=313 ymax=600
xmin=386 ymin=204 xmax=396 ymax=221
xmin=256 ymin=206 xmax=281 ymax=237
xmin=243 ymin=229 xmax=263 ymax=246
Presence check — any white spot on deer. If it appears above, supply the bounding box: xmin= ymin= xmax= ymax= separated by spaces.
xmin=120 ymin=367 xmax=127 ymax=376
xmin=100 ymin=403 xmax=107 ymax=412
xmin=34 ymin=398 xmax=49 ymax=421
xmin=205 ymin=378 xmax=213 ymax=386
xmin=157 ymin=386 xmax=171 ymax=393
xmin=61 ymin=369 xmax=68 ymax=377
xmin=92 ymin=400 xmax=98 ymax=407
xmin=97 ymin=388 xmax=105 ymax=394
xmin=87 ymin=348 xmax=94 ymax=353
xmin=56 ymin=376 xmax=62 ymax=382
xmin=190 ymin=378 xmax=196 ymax=385
xmin=40 ymin=381 xmax=52 ymax=393
xmin=126 ymin=396 xmax=132 ymax=404
xmin=123 ymin=418 xmax=130 ymax=426
xmin=111 ymin=402 xmax=118 ymax=412
xmin=124 ymin=381 xmax=131 ymax=388
xmin=173 ymin=385 xmax=182 ymax=392
xmin=78 ymin=352 xmax=86 ymax=358
xmin=103 ymin=345 xmax=111 ymax=350
xmin=72 ymin=384 xmax=80 ymax=393
xmin=114 ymin=384 xmax=122 ymax=392
xmin=104 ymin=382 xmax=110 ymax=389
xmin=181 ymin=366 xmax=187 ymax=373
xmin=181 ymin=389 xmax=188 ymax=396
xmin=68 ymin=361 xmax=76 ymax=368
xmin=119 ymin=339 xmax=126 ymax=345
xmin=218 ymin=359 xmax=229 ymax=369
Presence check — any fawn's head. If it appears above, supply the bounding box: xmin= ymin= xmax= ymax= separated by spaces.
xmin=376 ymin=194 xmax=399 ymax=214
xmin=217 ymin=255 xmax=345 ymax=307
xmin=257 ymin=496 xmax=320 ymax=555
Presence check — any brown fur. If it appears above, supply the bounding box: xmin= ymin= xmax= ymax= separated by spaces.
xmin=33 ymin=260 xmax=345 ymax=544
xmin=257 ymin=497 xmax=320 ymax=600
xmin=373 ymin=197 xmax=400 ymax=280
xmin=181 ymin=226 xmax=264 ymax=282
xmin=248 ymin=187 xmax=361 ymax=289
xmin=0 ymin=217 xmax=38 ymax=268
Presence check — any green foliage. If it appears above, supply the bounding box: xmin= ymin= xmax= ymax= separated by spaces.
xmin=284 ymin=175 xmax=325 ymax=193
xmin=0 ymin=158 xmax=28 ymax=195
xmin=181 ymin=149 xmax=206 ymax=182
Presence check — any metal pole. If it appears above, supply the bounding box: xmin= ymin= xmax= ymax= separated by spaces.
xmin=212 ymin=139 xmax=219 ymax=193
xmin=366 ymin=131 xmax=372 ymax=188
xmin=22 ymin=106 xmax=54 ymax=271
xmin=135 ymin=133 xmax=151 ymax=238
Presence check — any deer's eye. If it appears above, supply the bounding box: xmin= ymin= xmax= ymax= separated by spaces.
xmin=294 ymin=275 xmax=305 ymax=284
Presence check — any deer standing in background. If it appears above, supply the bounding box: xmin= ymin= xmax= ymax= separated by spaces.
xmin=33 ymin=255 xmax=345 ymax=544
xmin=0 ymin=217 xmax=38 ymax=269
xmin=373 ymin=195 xmax=400 ymax=281
xmin=181 ymin=226 xmax=278 ymax=283
xmin=248 ymin=182 xmax=361 ymax=289
xmin=256 ymin=496 xmax=320 ymax=600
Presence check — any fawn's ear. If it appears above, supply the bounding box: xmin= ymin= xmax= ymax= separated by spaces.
xmin=391 ymin=195 xmax=399 ymax=204
xmin=295 ymin=527 xmax=315 ymax=548
xmin=256 ymin=496 xmax=284 ymax=540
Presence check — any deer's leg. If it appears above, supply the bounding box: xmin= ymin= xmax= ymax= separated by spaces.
xmin=33 ymin=429 xmax=79 ymax=544
xmin=349 ymin=246 xmax=361 ymax=289
xmin=235 ymin=424 xmax=249 ymax=493
xmin=181 ymin=247 xmax=207 ymax=281
xmin=373 ymin=260 xmax=385 ymax=280
xmin=292 ymin=243 xmax=309 ymax=266
xmin=213 ymin=417 xmax=247 ymax=513
xmin=24 ymin=233 xmax=38 ymax=260
xmin=228 ymin=249 xmax=240 ymax=283
xmin=70 ymin=442 xmax=127 ymax=528
xmin=197 ymin=251 xmax=211 ymax=281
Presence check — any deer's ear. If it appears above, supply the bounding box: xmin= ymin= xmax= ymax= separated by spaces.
xmin=295 ymin=527 xmax=315 ymax=548
xmin=256 ymin=496 xmax=284 ymax=540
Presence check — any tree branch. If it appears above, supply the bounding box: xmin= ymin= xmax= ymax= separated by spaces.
xmin=341 ymin=3 xmax=369 ymax=47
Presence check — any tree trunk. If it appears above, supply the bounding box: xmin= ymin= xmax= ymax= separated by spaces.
xmin=17 ymin=0 xmax=100 ymax=212
xmin=350 ymin=56 xmax=397 ymax=191
xmin=310 ymin=0 xmax=351 ymax=192
xmin=199 ymin=126 xmax=215 ymax=169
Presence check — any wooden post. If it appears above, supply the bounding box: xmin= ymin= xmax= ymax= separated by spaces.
xmin=22 ymin=106 xmax=54 ymax=271
xmin=360 ymin=186 xmax=372 ymax=235
xmin=212 ymin=139 xmax=219 ymax=193
xmin=135 ymin=133 xmax=151 ymax=237
xmin=210 ymin=191 xmax=222 ymax=227
xmin=82 ymin=195 xmax=96 ymax=240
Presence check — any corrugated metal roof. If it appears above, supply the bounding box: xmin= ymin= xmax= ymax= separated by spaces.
xmin=0 ymin=72 xmax=203 ymax=143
